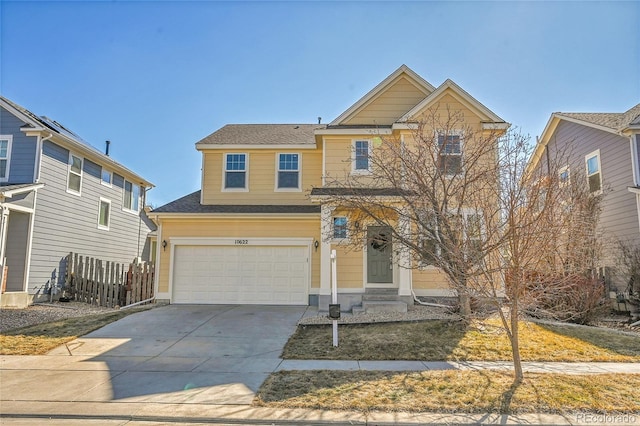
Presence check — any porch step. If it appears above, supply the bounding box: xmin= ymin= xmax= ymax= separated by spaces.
xmin=356 ymin=300 xmax=408 ymax=314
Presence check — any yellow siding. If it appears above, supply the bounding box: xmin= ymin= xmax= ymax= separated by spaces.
xmin=343 ymin=76 xmax=428 ymax=126
xmin=201 ymin=148 xmax=322 ymax=205
xmin=331 ymin=244 xmax=364 ymax=288
xmin=412 ymin=267 xmax=450 ymax=290
xmin=157 ymin=217 xmax=320 ymax=294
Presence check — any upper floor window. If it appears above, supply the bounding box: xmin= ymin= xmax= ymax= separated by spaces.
xmin=0 ymin=135 xmax=12 ymax=182
xmin=352 ymin=140 xmax=370 ymax=173
xmin=437 ymin=134 xmax=462 ymax=175
xmin=333 ymin=216 xmax=348 ymax=239
xmin=224 ymin=153 xmax=247 ymax=190
xmin=277 ymin=153 xmax=301 ymax=190
xmin=585 ymin=150 xmax=602 ymax=194
xmin=101 ymin=168 xmax=112 ymax=187
xmin=98 ymin=198 xmax=111 ymax=230
xmin=67 ymin=153 xmax=83 ymax=195
xmin=123 ymin=180 xmax=140 ymax=212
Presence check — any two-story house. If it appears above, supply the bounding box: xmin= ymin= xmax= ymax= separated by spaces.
xmin=151 ymin=65 xmax=507 ymax=310
xmin=527 ymin=104 xmax=640 ymax=298
xmin=0 ymin=96 xmax=155 ymax=307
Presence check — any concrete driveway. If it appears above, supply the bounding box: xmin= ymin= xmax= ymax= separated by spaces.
xmin=0 ymin=304 xmax=310 ymax=407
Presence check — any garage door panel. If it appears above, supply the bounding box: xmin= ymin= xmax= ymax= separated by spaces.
xmin=172 ymin=244 xmax=309 ymax=305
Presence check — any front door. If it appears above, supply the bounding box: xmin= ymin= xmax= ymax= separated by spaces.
xmin=366 ymin=226 xmax=393 ymax=284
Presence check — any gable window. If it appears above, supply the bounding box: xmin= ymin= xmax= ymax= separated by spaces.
xmin=98 ymin=198 xmax=111 ymax=230
xmin=224 ymin=153 xmax=247 ymax=190
xmin=585 ymin=150 xmax=602 ymax=194
xmin=0 ymin=135 xmax=12 ymax=182
xmin=101 ymin=168 xmax=112 ymax=187
xmin=333 ymin=216 xmax=348 ymax=239
xmin=123 ymin=180 xmax=140 ymax=212
xmin=352 ymin=140 xmax=370 ymax=173
xmin=437 ymin=134 xmax=462 ymax=175
xmin=277 ymin=153 xmax=300 ymax=190
xmin=67 ymin=153 xmax=83 ymax=194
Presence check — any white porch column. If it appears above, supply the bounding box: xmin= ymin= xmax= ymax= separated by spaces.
xmin=397 ymin=210 xmax=412 ymax=297
xmin=0 ymin=205 xmax=9 ymax=292
xmin=320 ymin=204 xmax=334 ymax=297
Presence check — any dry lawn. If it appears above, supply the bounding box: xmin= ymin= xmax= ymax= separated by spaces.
xmin=282 ymin=318 xmax=640 ymax=362
xmin=256 ymin=370 xmax=640 ymax=414
xmin=0 ymin=308 xmax=149 ymax=355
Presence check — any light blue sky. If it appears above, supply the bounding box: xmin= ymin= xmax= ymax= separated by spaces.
xmin=1 ymin=1 xmax=638 ymax=207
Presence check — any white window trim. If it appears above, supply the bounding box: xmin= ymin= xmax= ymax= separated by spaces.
xmin=101 ymin=168 xmax=113 ymax=187
xmin=585 ymin=149 xmax=603 ymax=195
xmin=97 ymin=197 xmax=111 ymax=230
xmin=351 ymin=139 xmax=372 ymax=174
xmin=0 ymin=135 xmax=13 ymax=182
xmin=122 ymin=179 xmax=141 ymax=214
xmin=66 ymin=152 xmax=83 ymax=196
xmin=559 ymin=165 xmax=570 ymax=187
xmin=222 ymin=153 xmax=249 ymax=192
xmin=332 ymin=216 xmax=349 ymax=242
xmin=275 ymin=152 xmax=302 ymax=192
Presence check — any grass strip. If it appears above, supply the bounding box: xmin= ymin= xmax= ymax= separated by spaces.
xmin=0 ymin=308 xmax=150 ymax=355
xmin=256 ymin=370 xmax=640 ymax=414
xmin=282 ymin=319 xmax=640 ymax=362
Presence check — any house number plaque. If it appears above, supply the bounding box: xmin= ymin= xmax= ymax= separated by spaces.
xmin=234 ymin=239 xmax=249 ymax=245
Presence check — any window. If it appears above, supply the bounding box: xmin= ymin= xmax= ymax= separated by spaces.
xmin=0 ymin=136 xmax=12 ymax=182
xmin=98 ymin=198 xmax=111 ymax=230
xmin=353 ymin=140 xmax=370 ymax=172
xmin=224 ymin=153 xmax=247 ymax=190
xmin=465 ymin=213 xmax=483 ymax=263
xmin=333 ymin=216 xmax=348 ymax=239
xmin=123 ymin=180 xmax=140 ymax=212
xmin=67 ymin=153 xmax=83 ymax=194
xmin=437 ymin=134 xmax=462 ymax=175
xmin=585 ymin=150 xmax=602 ymax=193
xmin=101 ymin=169 xmax=112 ymax=187
xmin=418 ymin=210 xmax=482 ymax=267
xmin=277 ymin=153 xmax=300 ymax=190
xmin=559 ymin=166 xmax=570 ymax=187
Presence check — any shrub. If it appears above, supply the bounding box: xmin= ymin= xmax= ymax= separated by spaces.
xmin=523 ymin=273 xmax=608 ymax=325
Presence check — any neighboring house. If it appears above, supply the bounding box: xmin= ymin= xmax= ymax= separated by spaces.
xmin=151 ymin=65 xmax=507 ymax=310
xmin=0 ymin=97 xmax=155 ymax=307
xmin=527 ymin=103 xmax=640 ymax=297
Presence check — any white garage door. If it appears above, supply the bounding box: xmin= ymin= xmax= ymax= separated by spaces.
xmin=172 ymin=244 xmax=309 ymax=305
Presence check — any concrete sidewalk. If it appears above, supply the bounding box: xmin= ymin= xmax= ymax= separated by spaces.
xmin=277 ymin=359 xmax=640 ymax=374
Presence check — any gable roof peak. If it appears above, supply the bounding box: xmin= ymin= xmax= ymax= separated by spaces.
xmin=329 ymin=65 xmax=436 ymax=126
xmin=398 ymin=78 xmax=506 ymax=124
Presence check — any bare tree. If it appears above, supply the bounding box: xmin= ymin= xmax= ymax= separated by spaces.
xmin=318 ymin=105 xmax=603 ymax=381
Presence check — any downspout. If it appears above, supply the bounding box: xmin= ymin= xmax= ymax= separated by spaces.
xmin=137 ymin=185 xmax=153 ymax=259
xmin=34 ymin=133 xmax=53 ymax=183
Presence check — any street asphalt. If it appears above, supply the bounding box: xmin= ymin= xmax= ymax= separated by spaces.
xmin=1 ymin=304 xmax=638 ymax=425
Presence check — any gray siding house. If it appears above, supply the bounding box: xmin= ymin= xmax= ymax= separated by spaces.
xmin=0 ymin=96 xmax=155 ymax=307
xmin=527 ymin=103 xmax=640 ymax=298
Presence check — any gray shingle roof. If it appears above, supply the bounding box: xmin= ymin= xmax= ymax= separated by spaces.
xmin=556 ymin=103 xmax=640 ymax=132
xmin=152 ymin=191 xmax=320 ymax=214
xmin=195 ymin=124 xmax=324 ymax=147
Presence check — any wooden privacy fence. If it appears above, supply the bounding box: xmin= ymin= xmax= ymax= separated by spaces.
xmin=64 ymin=252 xmax=154 ymax=308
